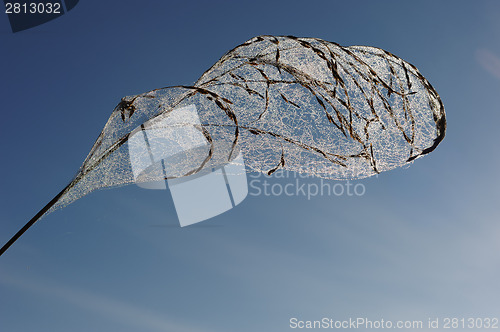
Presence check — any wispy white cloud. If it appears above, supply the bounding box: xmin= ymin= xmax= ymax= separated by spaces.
xmin=476 ymin=48 xmax=500 ymax=80
xmin=0 ymin=272 xmax=214 ymax=332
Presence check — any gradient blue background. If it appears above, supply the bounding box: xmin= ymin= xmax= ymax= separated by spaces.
xmin=1 ymin=1 xmax=500 ymax=331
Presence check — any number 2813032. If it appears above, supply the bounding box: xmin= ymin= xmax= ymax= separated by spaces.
xmin=5 ymin=2 xmax=61 ymax=14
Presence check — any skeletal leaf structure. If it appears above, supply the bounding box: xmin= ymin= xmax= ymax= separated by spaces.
xmin=0 ymin=36 xmax=446 ymax=255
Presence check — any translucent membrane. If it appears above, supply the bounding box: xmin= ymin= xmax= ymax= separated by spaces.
xmin=0 ymin=35 xmax=446 ymax=255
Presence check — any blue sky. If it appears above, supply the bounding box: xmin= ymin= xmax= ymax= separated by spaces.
xmin=1 ymin=1 xmax=500 ymax=331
